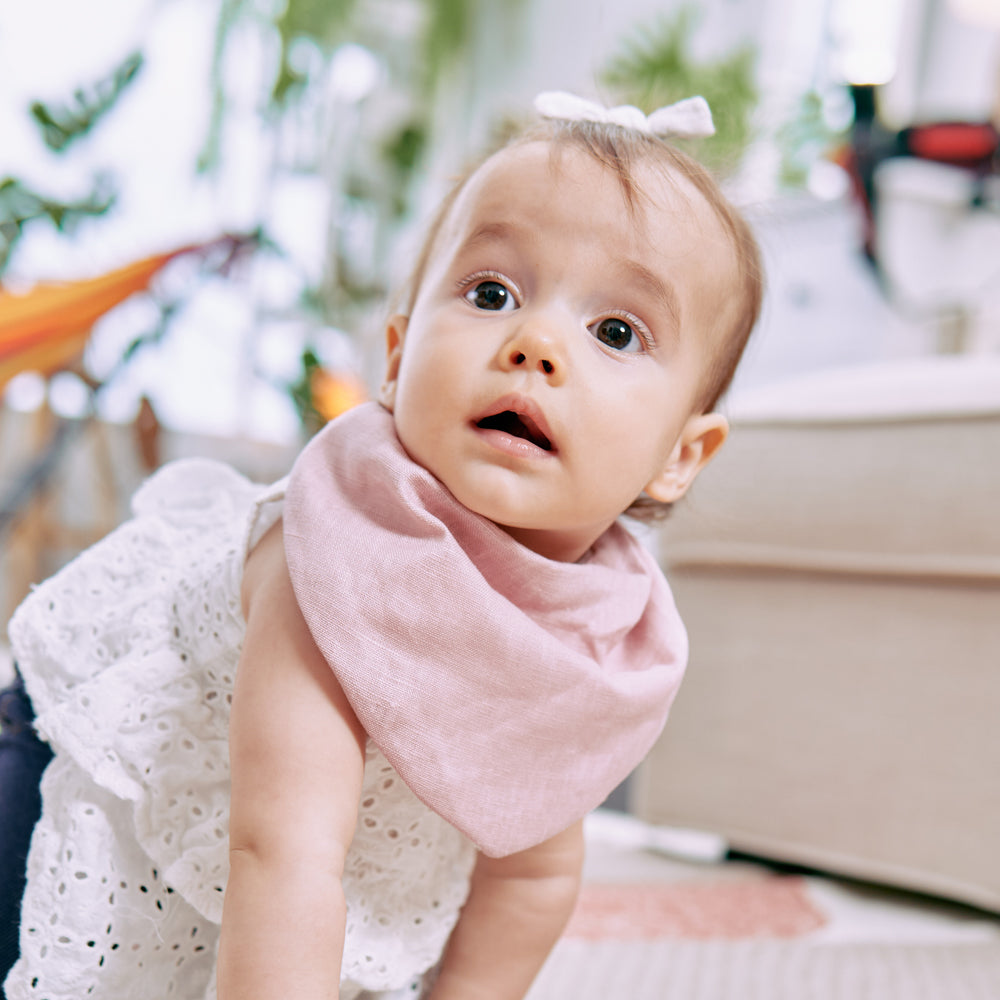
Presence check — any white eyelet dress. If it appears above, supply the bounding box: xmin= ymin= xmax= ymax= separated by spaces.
xmin=4 ymin=459 xmax=475 ymax=1000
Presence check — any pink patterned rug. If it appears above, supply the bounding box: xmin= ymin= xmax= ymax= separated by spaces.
xmin=565 ymin=876 xmax=826 ymax=941
xmin=527 ymin=873 xmax=1000 ymax=1000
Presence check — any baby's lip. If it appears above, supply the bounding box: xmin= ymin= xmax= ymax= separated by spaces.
xmin=472 ymin=394 xmax=557 ymax=453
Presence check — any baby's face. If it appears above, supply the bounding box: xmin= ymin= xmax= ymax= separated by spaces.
xmin=382 ymin=141 xmax=738 ymax=561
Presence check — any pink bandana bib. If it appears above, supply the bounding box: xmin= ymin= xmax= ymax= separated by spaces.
xmin=283 ymin=403 xmax=688 ymax=857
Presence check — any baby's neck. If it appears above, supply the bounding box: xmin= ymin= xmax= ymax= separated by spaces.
xmin=495 ymin=519 xmax=613 ymax=563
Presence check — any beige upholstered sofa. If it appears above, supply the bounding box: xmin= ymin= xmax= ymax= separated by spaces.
xmin=634 ymin=354 xmax=1000 ymax=912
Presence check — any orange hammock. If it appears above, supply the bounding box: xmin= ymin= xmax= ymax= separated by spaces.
xmin=0 ymin=239 xmax=238 ymax=394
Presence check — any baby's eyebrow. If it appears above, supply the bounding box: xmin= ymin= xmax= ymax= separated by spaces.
xmin=615 ymin=258 xmax=681 ymax=332
xmin=458 ymin=220 xmax=534 ymax=255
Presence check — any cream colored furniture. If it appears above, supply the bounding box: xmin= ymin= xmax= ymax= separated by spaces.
xmin=635 ymin=355 xmax=1000 ymax=912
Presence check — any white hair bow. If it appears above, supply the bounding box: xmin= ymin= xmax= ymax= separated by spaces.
xmin=534 ymin=91 xmax=715 ymax=139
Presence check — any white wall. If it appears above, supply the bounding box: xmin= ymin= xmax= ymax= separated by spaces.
xmin=884 ymin=0 xmax=1000 ymax=126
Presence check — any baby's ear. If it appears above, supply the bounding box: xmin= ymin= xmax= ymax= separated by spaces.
xmin=378 ymin=315 xmax=408 ymax=410
xmin=643 ymin=412 xmax=729 ymax=504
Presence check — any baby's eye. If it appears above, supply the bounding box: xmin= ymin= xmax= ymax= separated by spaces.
xmin=465 ymin=280 xmax=515 ymax=312
xmin=591 ymin=317 xmax=643 ymax=353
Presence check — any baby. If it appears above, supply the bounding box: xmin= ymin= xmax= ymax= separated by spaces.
xmin=2 ymin=93 xmax=762 ymax=1000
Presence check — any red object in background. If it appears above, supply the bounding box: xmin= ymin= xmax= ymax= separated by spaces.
xmin=902 ymin=122 xmax=999 ymax=169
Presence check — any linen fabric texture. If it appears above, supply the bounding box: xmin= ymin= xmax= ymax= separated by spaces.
xmin=283 ymin=402 xmax=689 ymax=858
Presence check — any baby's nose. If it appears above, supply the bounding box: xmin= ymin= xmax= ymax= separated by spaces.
xmin=509 ymin=350 xmax=556 ymax=376
xmin=504 ymin=314 xmax=568 ymax=381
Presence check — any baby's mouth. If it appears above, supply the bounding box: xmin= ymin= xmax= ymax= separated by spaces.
xmin=475 ymin=410 xmax=553 ymax=452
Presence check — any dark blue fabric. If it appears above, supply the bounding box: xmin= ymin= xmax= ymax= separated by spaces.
xmin=0 ymin=673 xmax=51 ymax=995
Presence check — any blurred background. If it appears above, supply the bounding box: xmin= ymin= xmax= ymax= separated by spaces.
xmin=2 ymin=0 xmax=1000 ymax=963
xmin=1 ymin=0 xmax=998 ymax=614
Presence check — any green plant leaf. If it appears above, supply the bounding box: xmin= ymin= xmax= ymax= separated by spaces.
xmin=271 ymin=0 xmax=360 ymax=103
xmin=600 ymin=8 xmax=757 ymax=175
xmin=0 ymin=176 xmax=117 ymax=276
xmin=29 ymin=51 xmax=144 ymax=154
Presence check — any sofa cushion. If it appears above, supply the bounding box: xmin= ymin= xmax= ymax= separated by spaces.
xmin=663 ymin=356 xmax=1000 ymax=580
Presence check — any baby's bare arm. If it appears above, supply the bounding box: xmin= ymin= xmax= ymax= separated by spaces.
xmin=429 ymin=820 xmax=585 ymax=1000
xmin=217 ymin=521 xmax=367 ymax=1000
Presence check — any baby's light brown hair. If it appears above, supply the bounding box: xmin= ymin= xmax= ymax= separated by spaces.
xmin=394 ymin=115 xmax=765 ymax=518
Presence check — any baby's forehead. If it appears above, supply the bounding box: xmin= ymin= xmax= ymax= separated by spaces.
xmin=425 ymin=138 xmax=744 ymax=353
xmin=441 ymin=140 xmax=728 ymax=259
